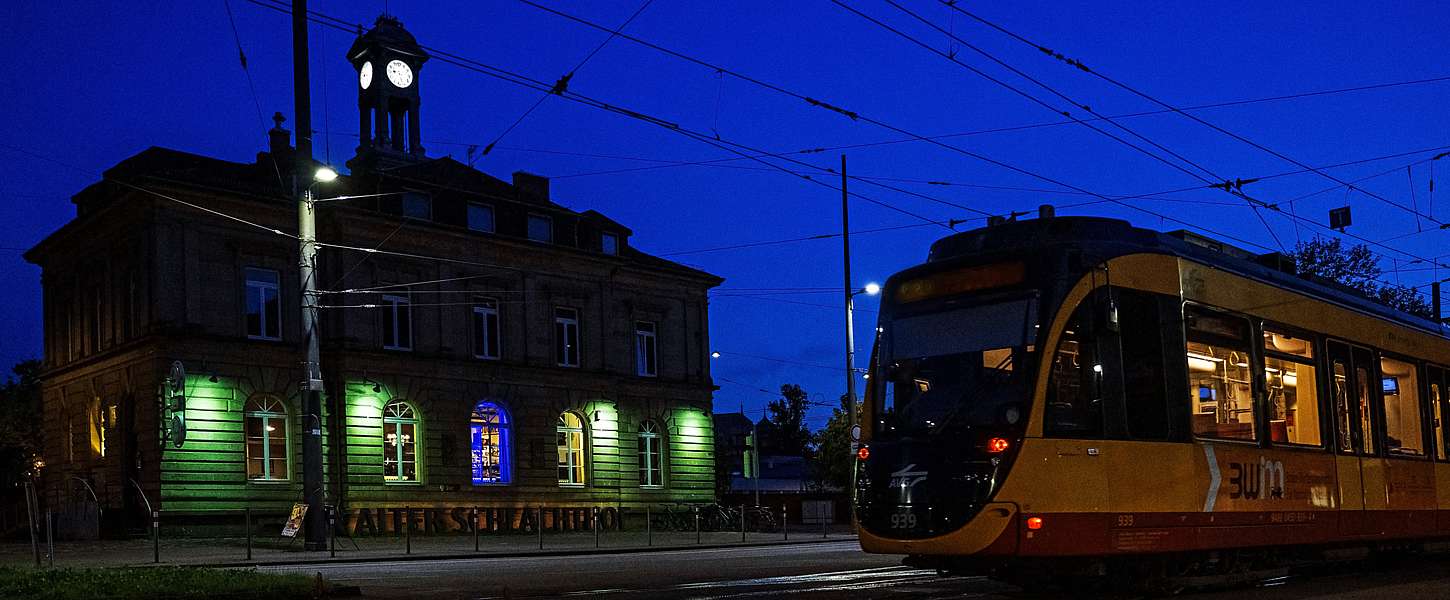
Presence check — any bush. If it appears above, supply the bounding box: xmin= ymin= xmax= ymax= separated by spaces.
xmin=0 ymin=566 xmax=317 ymax=600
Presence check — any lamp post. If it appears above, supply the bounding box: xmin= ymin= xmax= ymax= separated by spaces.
xmin=299 ymin=165 xmax=335 ymax=552
xmin=845 ymin=282 xmax=879 ymax=447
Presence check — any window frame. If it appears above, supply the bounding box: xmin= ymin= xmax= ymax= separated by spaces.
xmin=381 ymin=293 xmax=413 ymax=351
xmin=382 ymin=401 xmax=421 ymax=484
xmin=472 ymin=297 xmax=501 ymax=360
xmin=1378 ymin=351 xmax=1431 ymax=460
xmin=243 ymin=267 xmax=282 ymax=341
xmin=244 ymin=396 xmax=289 ymax=482
xmin=638 ymin=420 xmax=664 ymax=488
xmin=556 ymin=411 xmax=587 ymax=486
xmin=467 ymin=202 xmax=496 ymax=233
xmin=554 ymin=307 xmax=581 ymax=367
xmin=470 ymin=401 xmax=511 ymax=485
xmin=601 ymin=232 xmax=619 ymax=255
xmin=1259 ymin=322 xmax=1327 ymax=450
xmin=1183 ymin=302 xmax=1262 ymax=446
xmin=635 ymin=321 xmax=658 ymax=377
xmin=1428 ymin=364 xmax=1449 ymax=463
xmin=527 ymin=214 xmax=554 ymax=243
xmin=402 ymin=191 xmax=432 ymax=221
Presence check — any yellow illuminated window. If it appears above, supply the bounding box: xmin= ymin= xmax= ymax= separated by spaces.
xmin=1266 ymin=357 xmax=1320 ymax=446
xmin=1380 ymin=357 xmax=1423 ymax=456
xmin=1186 ymin=307 xmax=1256 ymax=441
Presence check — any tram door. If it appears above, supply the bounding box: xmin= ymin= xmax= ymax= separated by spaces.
xmin=1328 ymin=341 xmax=1384 ymax=536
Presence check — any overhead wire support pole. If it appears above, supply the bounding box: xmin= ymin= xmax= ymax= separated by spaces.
xmin=292 ymin=0 xmax=327 ymax=552
xmin=841 ymin=155 xmax=860 ymax=510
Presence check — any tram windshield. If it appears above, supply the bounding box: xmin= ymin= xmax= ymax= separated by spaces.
xmin=874 ymin=298 xmax=1038 ymax=437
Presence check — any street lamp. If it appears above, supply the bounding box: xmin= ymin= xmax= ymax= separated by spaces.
xmin=298 ymin=163 xmax=336 ymax=552
xmin=314 ymin=166 xmax=339 ymax=183
xmin=844 ymin=282 xmax=879 ymax=440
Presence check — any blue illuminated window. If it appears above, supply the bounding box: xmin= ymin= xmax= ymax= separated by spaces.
xmin=471 ymin=401 xmax=510 ymax=484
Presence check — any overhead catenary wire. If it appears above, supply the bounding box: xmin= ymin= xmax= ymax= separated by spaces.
xmin=938 ymin=0 xmax=1449 ymax=231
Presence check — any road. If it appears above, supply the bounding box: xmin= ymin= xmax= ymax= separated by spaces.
xmin=257 ymin=540 xmax=1450 ymax=599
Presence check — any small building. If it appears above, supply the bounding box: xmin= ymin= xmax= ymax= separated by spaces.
xmin=25 ymin=15 xmax=722 ymax=536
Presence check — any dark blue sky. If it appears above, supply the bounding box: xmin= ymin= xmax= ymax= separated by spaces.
xmin=4 ymin=1 xmax=1448 ymax=427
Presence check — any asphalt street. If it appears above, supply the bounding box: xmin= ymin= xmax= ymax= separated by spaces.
xmin=256 ymin=540 xmax=1450 ymax=599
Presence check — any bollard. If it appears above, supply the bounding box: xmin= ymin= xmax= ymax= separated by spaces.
xmin=645 ymin=506 xmax=651 ymax=547
xmin=245 ymin=507 xmax=252 ymax=560
xmin=694 ymin=506 xmax=701 ymax=544
xmin=152 ymin=510 xmax=160 ymax=564
xmin=328 ymin=506 xmax=336 ymax=558
xmin=405 ymin=506 xmax=412 ymax=555
xmin=45 ymin=511 xmax=53 ymax=568
xmin=594 ymin=507 xmax=601 ymax=548
xmin=537 ymin=507 xmax=544 ymax=550
xmin=740 ymin=505 xmax=746 ymax=543
xmin=472 ymin=507 xmax=480 ymax=553
xmin=782 ymin=504 xmax=788 ymax=541
xmin=822 ymin=509 xmax=828 ymax=538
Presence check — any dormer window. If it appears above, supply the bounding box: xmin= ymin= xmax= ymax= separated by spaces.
xmin=527 ymin=214 xmax=553 ymax=243
xmin=403 ymin=192 xmax=431 ymax=220
xmin=601 ymin=233 xmax=619 ymax=255
xmin=467 ymin=203 xmax=495 ymax=233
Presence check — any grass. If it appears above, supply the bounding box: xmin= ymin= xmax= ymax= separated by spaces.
xmin=0 ymin=566 xmax=319 ymax=600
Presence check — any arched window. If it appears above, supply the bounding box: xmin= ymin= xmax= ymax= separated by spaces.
xmin=245 ymin=396 xmax=289 ymax=481
xmin=638 ymin=421 xmax=663 ymax=487
xmin=471 ymin=401 xmax=510 ymax=484
xmin=383 ymin=401 xmax=419 ymax=483
xmin=556 ymin=412 xmax=586 ymax=485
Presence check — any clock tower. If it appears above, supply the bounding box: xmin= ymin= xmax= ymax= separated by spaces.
xmin=347 ymin=15 xmax=429 ymax=173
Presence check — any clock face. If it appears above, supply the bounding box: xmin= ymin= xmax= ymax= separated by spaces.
xmin=359 ymin=61 xmax=373 ymax=90
xmin=386 ymin=60 xmax=413 ymax=88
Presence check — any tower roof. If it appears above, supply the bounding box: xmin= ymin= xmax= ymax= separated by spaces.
xmin=346 ymin=15 xmax=428 ymax=63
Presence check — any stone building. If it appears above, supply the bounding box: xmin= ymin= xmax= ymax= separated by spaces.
xmin=24 ymin=15 xmax=721 ymax=536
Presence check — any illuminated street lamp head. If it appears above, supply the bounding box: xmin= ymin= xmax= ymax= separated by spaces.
xmin=314 ymin=166 xmax=339 ymax=183
xmin=711 ymin=351 xmax=721 ymax=359
xmin=863 ymin=282 xmax=881 ymax=295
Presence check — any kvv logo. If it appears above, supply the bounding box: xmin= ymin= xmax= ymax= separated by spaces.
xmin=1228 ymin=456 xmax=1286 ymax=500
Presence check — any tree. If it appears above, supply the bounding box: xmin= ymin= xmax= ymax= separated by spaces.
xmin=763 ymin=384 xmax=812 ymax=458
xmin=1291 ymin=238 xmax=1432 ymax=318
xmin=0 ymin=360 xmax=43 ymax=489
xmin=811 ymin=393 xmax=855 ymax=491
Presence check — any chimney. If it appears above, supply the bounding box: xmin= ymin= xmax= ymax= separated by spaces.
xmin=268 ymin=112 xmax=293 ymax=159
xmin=513 ymin=171 xmax=550 ymax=200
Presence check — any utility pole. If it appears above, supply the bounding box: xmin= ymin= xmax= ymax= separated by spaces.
xmin=841 ymin=155 xmax=858 ymax=443
xmin=292 ymin=0 xmax=326 ymax=552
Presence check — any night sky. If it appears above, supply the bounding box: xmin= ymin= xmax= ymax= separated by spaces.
xmin=4 ymin=1 xmax=1448 ymax=428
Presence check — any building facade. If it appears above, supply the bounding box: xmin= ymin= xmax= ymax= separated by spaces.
xmin=25 ymin=15 xmax=721 ymax=536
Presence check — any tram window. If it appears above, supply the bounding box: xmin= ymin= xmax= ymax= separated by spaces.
xmin=1380 ymin=357 xmax=1424 ymax=456
xmin=1332 ymin=360 xmax=1354 ymax=453
xmin=1185 ymin=306 xmax=1257 ymax=442
xmin=1046 ymin=300 xmax=1103 ymax=438
xmin=1430 ymin=367 xmax=1447 ymax=461
xmin=1356 ymin=366 xmax=1377 ymax=455
xmin=1118 ymin=290 xmax=1169 ymax=440
xmin=1265 ymin=357 xmax=1321 ymax=446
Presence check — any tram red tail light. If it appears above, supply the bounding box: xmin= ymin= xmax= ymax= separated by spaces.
xmin=987 ymin=437 xmax=1011 ymax=453
xmin=1026 ymin=517 xmax=1044 ymax=530
xmin=856 ymin=446 xmax=870 ymax=461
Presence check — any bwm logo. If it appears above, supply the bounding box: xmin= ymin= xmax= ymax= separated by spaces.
xmin=1204 ymin=446 xmax=1286 ymax=510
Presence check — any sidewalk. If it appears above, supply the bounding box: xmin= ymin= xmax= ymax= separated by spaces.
xmin=0 ymin=526 xmax=859 ymax=569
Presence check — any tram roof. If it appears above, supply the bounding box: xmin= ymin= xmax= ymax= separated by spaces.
xmin=924 ymin=216 xmax=1448 ymax=339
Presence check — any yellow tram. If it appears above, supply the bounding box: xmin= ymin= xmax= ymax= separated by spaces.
xmin=854 ymin=216 xmax=1450 ymax=585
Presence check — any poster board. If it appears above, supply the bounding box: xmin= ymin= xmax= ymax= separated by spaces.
xmin=281 ymin=503 xmax=308 ymax=538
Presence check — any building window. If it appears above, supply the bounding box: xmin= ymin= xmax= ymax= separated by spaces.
xmin=1381 ymin=356 xmax=1424 ymax=456
xmin=472 ymin=297 xmax=500 ymax=360
xmin=556 ymin=412 xmax=585 ymax=485
xmin=244 ymin=267 xmax=281 ymax=340
xmin=403 ymin=192 xmax=432 ymax=220
xmin=470 ymin=401 xmax=510 ymax=484
xmin=554 ymin=307 xmax=580 ymax=367
xmin=381 ymin=293 xmax=412 ymax=350
xmin=1263 ymin=328 xmax=1322 ymax=446
xmin=467 ymin=203 xmax=495 ymax=233
xmin=245 ymin=396 xmax=289 ymax=481
xmin=528 ymin=214 xmax=553 ymax=243
xmin=635 ymin=321 xmax=658 ymax=377
xmin=1186 ymin=305 xmax=1257 ymax=442
xmin=601 ymin=233 xmax=619 ymax=255
xmin=638 ymin=421 xmax=663 ymax=487
xmin=383 ymin=401 xmax=419 ymax=483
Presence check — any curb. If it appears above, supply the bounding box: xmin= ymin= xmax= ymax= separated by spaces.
xmin=199 ymin=536 xmax=859 ymax=569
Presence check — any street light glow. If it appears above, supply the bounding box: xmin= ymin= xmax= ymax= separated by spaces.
xmin=314 ymin=166 xmax=339 ymax=183
xmin=863 ymin=282 xmax=881 ymax=295
xmin=711 ymin=351 xmax=721 ymax=359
